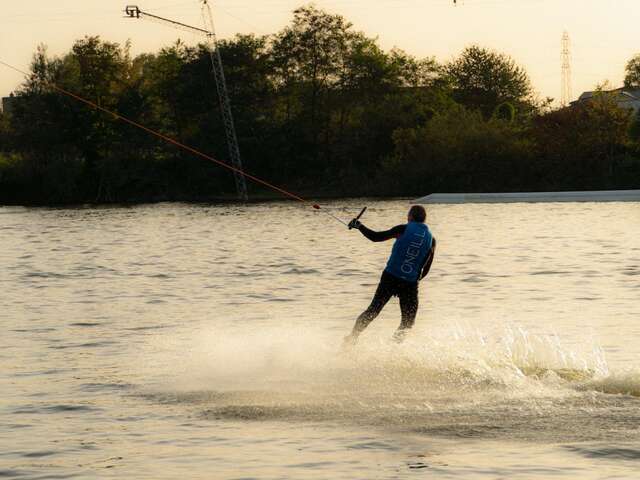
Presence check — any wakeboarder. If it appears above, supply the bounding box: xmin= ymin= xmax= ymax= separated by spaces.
xmin=344 ymin=205 xmax=436 ymax=344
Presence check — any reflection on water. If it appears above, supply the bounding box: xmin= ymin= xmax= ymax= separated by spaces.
xmin=1 ymin=200 xmax=639 ymax=479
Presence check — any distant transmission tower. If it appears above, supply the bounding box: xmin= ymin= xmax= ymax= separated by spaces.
xmin=560 ymin=31 xmax=572 ymax=107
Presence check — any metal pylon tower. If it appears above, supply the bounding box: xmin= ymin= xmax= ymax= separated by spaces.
xmin=200 ymin=0 xmax=247 ymax=201
xmin=124 ymin=3 xmax=248 ymax=201
xmin=561 ymin=31 xmax=572 ymax=107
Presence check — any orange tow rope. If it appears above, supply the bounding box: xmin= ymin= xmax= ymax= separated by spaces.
xmin=0 ymin=60 xmax=348 ymax=226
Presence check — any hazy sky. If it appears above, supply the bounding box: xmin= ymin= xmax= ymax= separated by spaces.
xmin=1 ymin=0 xmax=638 ymax=104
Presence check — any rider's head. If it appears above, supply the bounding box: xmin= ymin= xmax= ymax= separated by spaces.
xmin=408 ymin=205 xmax=426 ymax=223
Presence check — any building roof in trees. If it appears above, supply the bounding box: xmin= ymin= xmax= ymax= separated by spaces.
xmin=573 ymin=87 xmax=640 ymax=113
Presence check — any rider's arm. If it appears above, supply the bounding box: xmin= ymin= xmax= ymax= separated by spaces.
xmin=420 ymin=237 xmax=436 ymax=279
xmin=358 ymin=224 xmax=406 ymax=242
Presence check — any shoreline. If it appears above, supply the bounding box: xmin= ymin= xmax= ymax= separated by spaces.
xmin=4 ymin=190 xmax=640 ymax=208
xmin=0 ymin=193 xmax=410 ymax=209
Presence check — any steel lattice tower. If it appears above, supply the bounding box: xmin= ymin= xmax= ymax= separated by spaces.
xmin=561 ymin=31 xmax=572 ymax=107
xmin=201 ymin=0 xmax=248 ymax=201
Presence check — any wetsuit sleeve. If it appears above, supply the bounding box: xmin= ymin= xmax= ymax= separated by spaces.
xmin=420 ymin=237 xmax=436 ymax=280
xmin=358 ymin=224 xmax=406 ymax=242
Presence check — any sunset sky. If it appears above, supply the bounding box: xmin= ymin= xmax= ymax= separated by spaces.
xmin=1 ymin=0 xmax=638 ymax=104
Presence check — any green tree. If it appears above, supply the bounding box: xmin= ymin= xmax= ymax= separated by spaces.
xmin=388 ymin=48 xmax=440 ymax=88
xmin=11 ymin=38 xmax=145 ymax=202
xmin=446 ymin=45 xmax=533 ymax=118
xmin=269 ymin=5 xmax=444 ymax=188
xmin=624 ymin=53 xmax=640 ymax=88
xmin=270 ymin=5 xmax=357 ymax=174
xmin=629 ymin=109 xmax=640 ymax=143
xmin=533 ymin=90 xmax=632 ymax=188
xmin=0 ymin=110 xmax=10 ymax=150
xmin=387 ymin=105 xmax=532 ymax=194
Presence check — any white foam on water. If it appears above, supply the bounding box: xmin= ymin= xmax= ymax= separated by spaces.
xmin=136 ymin=321 xmax=640 ymax=442
xmin=578 ymin=371 xmax=640 ymax=397
xmin=145 ymin=322 xmax=638 ymax=407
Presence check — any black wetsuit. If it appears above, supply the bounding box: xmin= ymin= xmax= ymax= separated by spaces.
xmin=352 ymin=224 xmax=436 ymax=336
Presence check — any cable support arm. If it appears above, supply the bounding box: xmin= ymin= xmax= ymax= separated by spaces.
xmin=124 ymin=5 xmax=210 ymax=36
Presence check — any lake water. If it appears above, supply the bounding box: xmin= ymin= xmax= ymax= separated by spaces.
xmin=1 ymin=199 xmax=639 ymax=479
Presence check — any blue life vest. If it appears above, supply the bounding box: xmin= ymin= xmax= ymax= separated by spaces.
xmin=385 ymin=222 xmax=432 ymax=282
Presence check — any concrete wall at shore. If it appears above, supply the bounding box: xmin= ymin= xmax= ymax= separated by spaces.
xmin=415 ymin=190 xmax=640 ymax=204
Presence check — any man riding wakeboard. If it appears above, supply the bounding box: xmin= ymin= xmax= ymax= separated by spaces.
xmin=344 ymin=205 xmax=436 ymax=344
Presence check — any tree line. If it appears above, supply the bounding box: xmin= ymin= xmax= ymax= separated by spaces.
xmin=0 ymin=5 xmax=639 ymax=204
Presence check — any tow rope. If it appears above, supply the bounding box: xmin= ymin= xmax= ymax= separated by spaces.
xmin=0 ymin=59 xmax=363 ymax=227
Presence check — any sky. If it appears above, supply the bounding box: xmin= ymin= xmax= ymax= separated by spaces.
xmin=1 ymin=0 xmax=638 ymax=105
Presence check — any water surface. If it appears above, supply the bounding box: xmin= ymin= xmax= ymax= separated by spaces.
xmin=1 ymin=200 xmax=639 ymax=478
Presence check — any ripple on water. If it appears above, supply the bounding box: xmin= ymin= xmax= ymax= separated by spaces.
xmin=347 ymin=440 xmax=399 ymax=451
xmin=21 ymin=451 xmax=57 ymax=458
xmin=21 ymin=271 xmax=67 ymax=279
xmin=124 ymin=325 xmax=171 ymax=331
xmin=529 ymin=270 xmax=572 ymax=275
xmin=0 ymin=469 xmax=29 ymax=478
xmin=564 ymin=445 xmax=640 ymax=460
xmin=49 ymin=341 xmax=116 ymax=350
xmin=282 ymin=268 xmax=319 ymax=275
xmin=12 ymin=404 xmax=97 ymax=414
xmin=79 ymin=382 xmax=134 ymax=393
xmin=11 ymin=369 xmax=67 ymax=378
